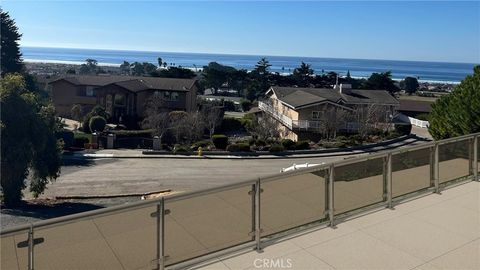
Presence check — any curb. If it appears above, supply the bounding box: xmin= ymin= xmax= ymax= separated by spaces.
xmin=54 ymin=189 xmax=172 ymax=200
xmin=70 ymin=135 xmax=427 ymax=160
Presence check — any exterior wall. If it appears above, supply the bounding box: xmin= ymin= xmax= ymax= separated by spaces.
xmin=136 ymin=90 xmax=189 ymax=117
xmin=51 ymin=79 xmax=198 ymax=118
xmin=265 ymin=88 xmax=400 ymax=141
xmin=268 ymin=93 xmax=299 ymax=120
xmin=297 ymin=103 xmax=331 ymax=121
xmin=276 ymin=121 xmax=298 ymax=141
xmin=95 ymin=84 xmax=133 ymax=120
xmin=51 ymin=80 xmax=97 ymax=117
xmin=185 ymin=85 xmax=198 ymax=112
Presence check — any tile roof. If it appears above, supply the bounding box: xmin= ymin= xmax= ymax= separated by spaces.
xmin=51 ymin=75 xmax=196 ymax=92
xmin=271 ymin=86 xmax=399 ymax=109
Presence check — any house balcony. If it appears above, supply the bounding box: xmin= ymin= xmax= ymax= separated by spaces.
xmin=292 ymin=120 xmax=360 ymax=132
xmin=258 ymin=101 xmax=293 ymax=129
xmin=1 ymin=133 xmax=479 ymax=270
xmin=259 ymin=102 xmax=359 ymax=132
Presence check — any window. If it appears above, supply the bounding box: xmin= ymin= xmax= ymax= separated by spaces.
xmin=171 ymin=92 xmax=179 ymax=101
xmin=86 ymin=86 xmax=95 ymax=97
xmin=312 ymin=111 xmax=322 ymax=120
xmin=163 ymin=91 xmax=171 ymax=100
xmin=114 ymin=93 xmax=126 ymax=106
xmin=160 ymin=91 xmax=179 ymax=101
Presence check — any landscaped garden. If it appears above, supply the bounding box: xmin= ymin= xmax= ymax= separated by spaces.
xmin=57 ymin=100 xmax=412 ymax=155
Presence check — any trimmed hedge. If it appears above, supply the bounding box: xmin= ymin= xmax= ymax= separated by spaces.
xmin=111 ymin=129 xmax=154 ymax=137
xmin=89 ymin=116 xmax=106 ymax=133
xmin=74 ymin=137 xmax=90 ymax=148
xmin=321 ymin=141 xmax=346 ymax=148
xmin=212 ymin=134 xmax=229 ymax=149
xmin=395 ymin=123 xmax=412 ymax=136
xmin=56 ymin=130 xmax=74 ymax=149
xmin=226 ymin=143 xmax=251 ymax=152
xmin=281 ymin=139 xmax=296 ymax=150
xmin=73 ymin=132 xmax=91 ymax=148
xmin=255 ymin=139 xmax=266 ymax=146
xmin=295 ymin=140 xmax=310 ymax=150
xmin=173 ymin=144 xmax=190 ymax=154
xmin=191 ymin=140 xmax=212 ymax=151
xmin=269 ymin=144 xmax=285 ymax=152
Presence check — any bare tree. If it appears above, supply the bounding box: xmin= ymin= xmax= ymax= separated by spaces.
xmin=202 ymin=105 xmax=224 ymax=138
xmin=183 ymin=111 xmax=205 ymax=144
xmin=168 ymin=111 xmax=189 ymax=143
xmin=354 ymin=104 xmax=391 ymax=138
xmin=142 ymin=95 xmax=170 ymax=143
xmin=248 ymin=113 xmax=279 ymax=141
xmin=321 ymin=105 xmax=349 ymax=139
xmin=70 ymin=104 xmax=84 ymax=129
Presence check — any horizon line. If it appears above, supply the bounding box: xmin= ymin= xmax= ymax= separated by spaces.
xmin=20 ymin=45 xmax=478 ymax=65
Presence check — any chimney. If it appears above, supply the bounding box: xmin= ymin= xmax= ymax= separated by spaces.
xmin=339 ymin=83 xmax=352 ymax=94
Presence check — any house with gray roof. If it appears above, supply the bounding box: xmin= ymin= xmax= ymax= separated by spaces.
xmin=259 ymin=84 xmax=399 ymax=141
xmin=50 ymin=75 xmax=197 ymax=120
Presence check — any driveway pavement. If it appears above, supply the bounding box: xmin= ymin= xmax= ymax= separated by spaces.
xmin=31 ymin=136 xmax=430 ymax=199
xmin=36 ymin=155 xmax=350 ymax=199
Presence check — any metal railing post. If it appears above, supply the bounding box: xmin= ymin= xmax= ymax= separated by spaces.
xmin=157 ymin=198 xmax=165 ymax=270
xmin=434 ymin=143 xmax=440 ymax=194
xmin=254 ymin=179 xmax=262 ymax=252
xmin=386 ymin=153 xmax=394 ymax=209
xmin=474 ymin=136 xmax=479 ymax=181
xmin=28 ymin=225 xmax=34 ymax=270
xmin=328 ymin=164 xmax=336 ymax=228
xmin=251 ymin=184 xmax=256 ymax=241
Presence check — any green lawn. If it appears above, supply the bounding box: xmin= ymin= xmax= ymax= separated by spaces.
xmin=224 ymin=111 xmax=246 ymax=119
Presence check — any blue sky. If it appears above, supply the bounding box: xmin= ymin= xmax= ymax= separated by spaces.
xmin=3 ymin=1 xmax=479 ymax=63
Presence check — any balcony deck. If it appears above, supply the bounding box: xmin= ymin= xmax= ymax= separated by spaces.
xmin=195 ymin=181 xmax=479 ymax=270
xmin=1 ymin=134 xmax=478 ymax=270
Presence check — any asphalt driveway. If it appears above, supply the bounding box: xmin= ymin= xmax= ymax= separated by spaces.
xmin=35 ymin=155 xmax=349 ymax=198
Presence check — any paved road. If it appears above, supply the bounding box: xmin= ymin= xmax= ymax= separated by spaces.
xmin=34 ymin=136 xmax=430 ymax=199
xmin=37 ymin=155 xmax=351 ymax=198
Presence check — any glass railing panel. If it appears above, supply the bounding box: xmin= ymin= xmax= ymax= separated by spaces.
xmin=392 ymin=147 xmax=432 ymax=198
xmin=439 ymin=139 xmax=472 ymax=183
xmin=0 ymin=229 xmax=30 ymax=270
xmin=477 ymin=138 xmax=479 ymax=174
xmin=34 ymin=205 xmax=157 ymax=270
xmin=261 ymin=171 xmax=327 ymax=237
xmin=334 ymin=158 xmax=385 ymax=215
xmin=164 ymin=185 xmax=253 ymax=266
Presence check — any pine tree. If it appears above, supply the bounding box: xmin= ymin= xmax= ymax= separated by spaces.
xmin=428 ymin=66 xmax=480 ymax=139
xmin=1 ymin=11 xmax=24 ymax=75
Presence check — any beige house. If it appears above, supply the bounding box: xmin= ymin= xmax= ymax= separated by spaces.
xmin=259 ymin=84 xmax=399 ymax=141
xmin=50 ymin=75 xmax=197 ymax=120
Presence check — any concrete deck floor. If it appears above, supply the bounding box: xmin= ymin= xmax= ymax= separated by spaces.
xmin=194 ymin=181 xmax=479 ymax=270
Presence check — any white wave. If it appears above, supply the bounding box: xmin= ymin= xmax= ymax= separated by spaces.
xmin=24 ymin=59 xmax=119 ymax=67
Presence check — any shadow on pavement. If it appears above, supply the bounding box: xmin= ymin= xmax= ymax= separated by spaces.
xmin=62 ymin=156 xmax=95 ymax=167
xmin=1 ymin=200 xmax=104 ymax=220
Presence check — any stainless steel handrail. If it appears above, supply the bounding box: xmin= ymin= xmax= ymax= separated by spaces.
xmin=2 ymin=132 xmax=479 ymax=234
xmin=1 ymin=132 xmax=479 ymax=270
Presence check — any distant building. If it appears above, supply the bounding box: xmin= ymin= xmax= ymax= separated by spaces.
xmin=198 ymin=95 xmax=242 ymax=111
xmin=259 ymin=84 xmax=399 ymax=141
xmin=50 ymin=75 xmax=198 ymax=120
xmin=397 ymin=99 xmax=433 ymax=118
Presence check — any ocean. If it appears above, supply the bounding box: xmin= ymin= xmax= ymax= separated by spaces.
xmin=22 ymin=46 xmax=477 ymax=83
